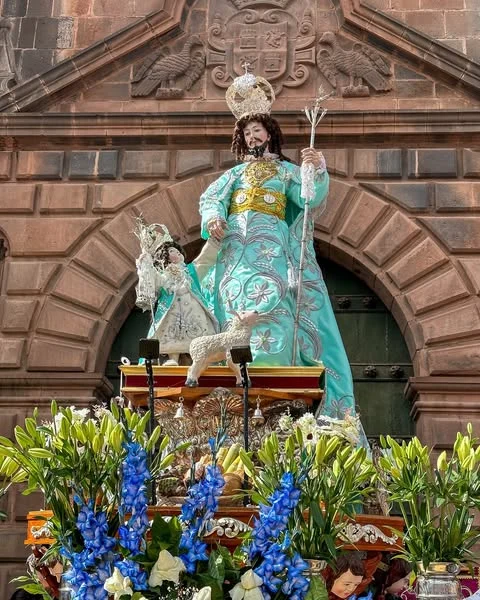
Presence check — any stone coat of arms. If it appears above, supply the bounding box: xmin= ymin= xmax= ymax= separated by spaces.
xmin=207 ymin=1 xmax=317 ymax=94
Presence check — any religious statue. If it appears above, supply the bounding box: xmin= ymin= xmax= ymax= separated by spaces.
xmin=135 ymin=220 xmax=218 ymax=365
xmin=198 ymin=69 xmax=359 ymax=421
xmin=324 ymin=553 xmax=367 ymax=600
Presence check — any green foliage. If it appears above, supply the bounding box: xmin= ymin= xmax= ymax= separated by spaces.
xmin=10 ymin=575 xmax=52 ymax=599
xmin=0 ymin=400 xmax=176 ymax=558
xmin=379 ymin=427 xmax=480 ymax=570
xmin=241 ymin=430 xmax=376 ymax=564
xmin=305 ymin=575 xmax=328 ymax=600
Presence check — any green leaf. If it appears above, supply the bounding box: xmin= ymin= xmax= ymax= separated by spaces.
xmin=149 ymin=514 xmax=182 ymax=554
xmin=305 ymin=575 xmax=328 ymax=600
xmin=310 ymin=501 xmax=325 ymax=529
xmin=28 ymin=448 xmax=54 ymax=459
xmin=208 ymin=548 xmax=226 ymax=582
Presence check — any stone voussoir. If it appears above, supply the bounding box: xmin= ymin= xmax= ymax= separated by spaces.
xmin=36 ymin=299 xmax=98 ymax=343
xmin=52 ymin=267 xmax=113 ymax=314
xmin=364 ymin=212 xmax=421 ymax=267
xmin=420 ymin=302 xmax=480 ymax=345
xmin=27 ymin=338 xmax=89 ymax=371
xmin=405 ymin=268 xmax=470 ymax=315
xmin=387 ymin=237 xmax=449 ymax=288
xmin=338 ymin=191 xmax=389 ymax=248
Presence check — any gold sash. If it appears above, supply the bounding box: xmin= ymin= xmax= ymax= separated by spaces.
xmin=230 ymin=187 xmax=286 ymax=220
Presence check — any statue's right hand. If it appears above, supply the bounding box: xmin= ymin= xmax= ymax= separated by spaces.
xmin=207 ymin=218 xmax=227 ymax=241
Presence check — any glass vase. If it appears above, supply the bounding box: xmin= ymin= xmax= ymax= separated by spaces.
xmin=416 ymin=562 xmax=463 ymax=600
xmin=58 ymin=575 xmax=73 ymax=600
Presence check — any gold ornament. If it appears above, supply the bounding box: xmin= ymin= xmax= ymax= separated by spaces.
xmin=244 ymin=161 xmax=278 ymax=186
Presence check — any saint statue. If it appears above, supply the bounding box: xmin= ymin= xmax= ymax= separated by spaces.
xmin=135 ymin=220 xmax=218 ymax=365
xmin=198 ymin=71 xmax=358 ymax=420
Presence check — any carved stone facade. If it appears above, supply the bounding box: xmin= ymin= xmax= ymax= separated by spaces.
xmin=0 ymin=0 xmax=479 ymax=593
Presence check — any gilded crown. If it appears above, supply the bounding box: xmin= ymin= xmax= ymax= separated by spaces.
xmin=226 ymin=68 xmax=275 ymax=121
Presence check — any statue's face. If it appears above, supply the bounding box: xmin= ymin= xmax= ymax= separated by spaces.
xmin=168 ymin=247 xmax=184 ymax=265
xmin=331 ymin=570 xmax=363 ymax=599
xmin=386 ymin=574 xmax=412 ymax=595
xmin=242 ymin=120 xmax=270 ymax=149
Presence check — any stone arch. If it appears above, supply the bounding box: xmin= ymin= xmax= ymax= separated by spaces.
xmin=23 ymin=172 xmax=480 ymax=380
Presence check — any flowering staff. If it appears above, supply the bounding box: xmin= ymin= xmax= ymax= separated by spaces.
xmin=292 ymin=87 xmax=333 ymax=365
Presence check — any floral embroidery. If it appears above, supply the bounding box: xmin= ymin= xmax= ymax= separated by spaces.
xmin=251 ymin=328 xmax=276 ymax=352
xmin=247 ymin=282 xmax=274 ymax=305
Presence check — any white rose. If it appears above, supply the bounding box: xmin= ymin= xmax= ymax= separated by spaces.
xmin=104 ymin=567 xmax=133 ymax=599
xmin=229 ymin=569 xmax=264 ymax=600
xmin=193 ymin=587 xmax=212 ymax=600
xmin=148 ymin=549 xmax=186 ymax=588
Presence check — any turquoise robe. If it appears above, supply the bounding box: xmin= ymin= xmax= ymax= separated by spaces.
xmin=199 ymin=159 xmax=357 ymax=420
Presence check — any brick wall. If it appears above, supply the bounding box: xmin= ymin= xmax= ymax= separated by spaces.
xmin=367 ymin=0 xmax=480 ymax=61
xmin=1 ymin=0 xmax=161 ymax=81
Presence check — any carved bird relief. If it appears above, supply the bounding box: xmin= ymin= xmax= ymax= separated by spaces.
xmin=131 ymin=36 xmax=205 ymax=98
xmin=317 ymin=31 xmax=391 ymax=98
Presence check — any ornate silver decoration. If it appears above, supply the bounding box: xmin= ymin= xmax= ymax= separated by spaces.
xmin=31 ymin=523 xmax=53 ymax=539
xmin=205 ymin=517 xmax=252 ymax=538
xmin=340 ymin=522 xmax=398 ymax=546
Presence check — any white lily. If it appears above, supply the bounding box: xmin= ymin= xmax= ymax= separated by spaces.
xmin=229 ymin=569 xmax=264 ymax=600
xmin=193 ymin=586 xmax=212 ymax=600
xmin=148 ymin=549 xmax=186 ymax=587
xmin=104 ymin=567 xmax=133 ymax=599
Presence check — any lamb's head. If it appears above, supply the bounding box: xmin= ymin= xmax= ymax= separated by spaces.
xmin=232 ymin=310 xmax=259 ymax=328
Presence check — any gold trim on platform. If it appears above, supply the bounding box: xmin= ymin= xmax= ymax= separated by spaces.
xmin=120 ymin=365 xmax=324 ymax=377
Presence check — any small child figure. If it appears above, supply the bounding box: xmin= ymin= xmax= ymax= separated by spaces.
xmin=135 ymin=220 xmax=218 ymax=365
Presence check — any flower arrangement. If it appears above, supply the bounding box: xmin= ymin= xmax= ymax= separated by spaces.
xmin=379 ymin=425 xmax=480 ymax=571
xmin=241 ymin=413 xmax=376 ymax=564
xmin=0 ymin=403 xmax=376 ymax=600
xmin=0 ymin=401 xmax=244 ymax=600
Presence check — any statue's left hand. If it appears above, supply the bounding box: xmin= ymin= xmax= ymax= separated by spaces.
xmin=301 ymin=147 xmax=324 ymax=169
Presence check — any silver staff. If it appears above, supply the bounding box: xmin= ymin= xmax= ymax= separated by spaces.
xmin=292 ymin=87 xmax=333 ymax=365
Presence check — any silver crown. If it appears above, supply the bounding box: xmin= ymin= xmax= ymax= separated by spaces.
xmin=226 ymin=65 xmax=275 ymax=121
xmin=134 ymin=217 xmax=173 ymax=256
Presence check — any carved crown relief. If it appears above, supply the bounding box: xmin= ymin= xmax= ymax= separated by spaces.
xmin=129 ymin=0 xmax=392 ymax=100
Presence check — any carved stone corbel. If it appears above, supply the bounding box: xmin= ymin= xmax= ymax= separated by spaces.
xmin=0 ymin=19 xmax=18 ymax=94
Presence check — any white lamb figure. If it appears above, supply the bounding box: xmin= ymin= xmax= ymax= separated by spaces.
xmin=185 ymin=310 xmax=259 ymax=387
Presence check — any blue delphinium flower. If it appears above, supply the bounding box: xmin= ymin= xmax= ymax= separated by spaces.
xmin=281 ymin=553 xmax=311 ymax=600
xmin=179 ymin=463 xmax=225 ymax=573
xmin=115 ymin=440 xmax=151 ymax=590
xmin=61 ymin=498 xmax=118 ymax=600
xmin=247 ymin=471 xmax=300 ymax=561
xmin=245 ymin=471 xmax=311 ymax=600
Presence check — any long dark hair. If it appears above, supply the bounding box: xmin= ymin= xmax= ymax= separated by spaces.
xmin=231 ymin=113 xmax=292 ymax=162
xmin=154 ymin=241 xmax=186 ymax=269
